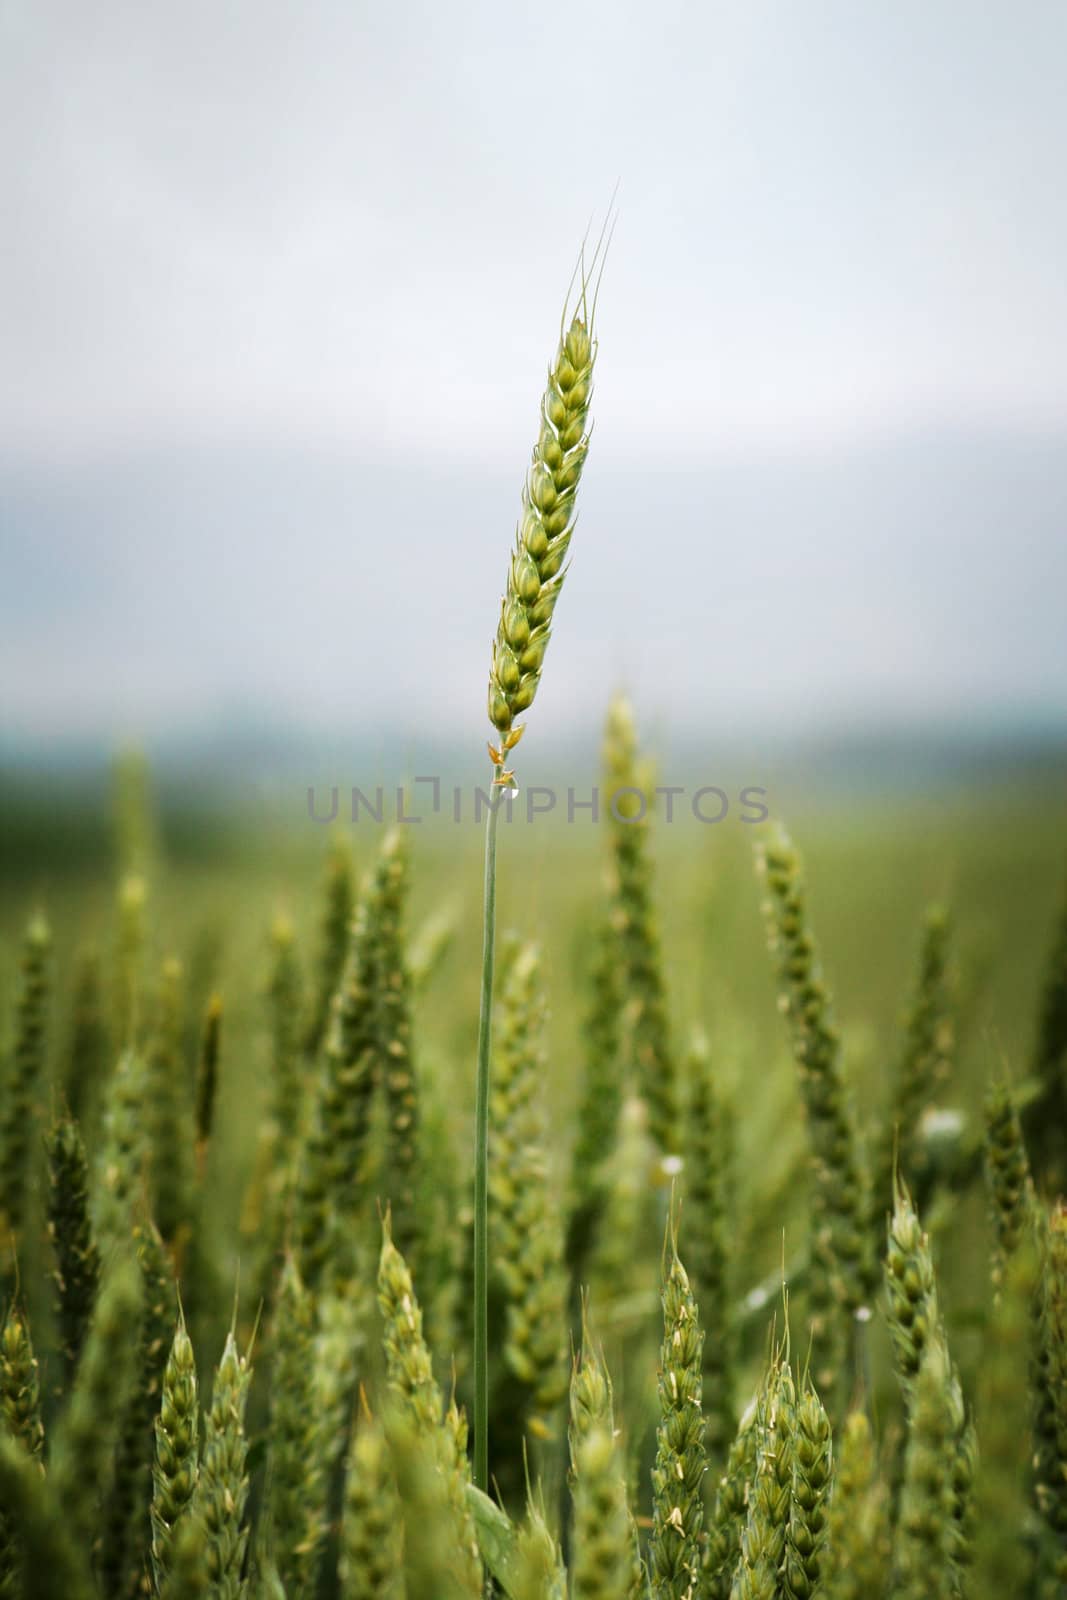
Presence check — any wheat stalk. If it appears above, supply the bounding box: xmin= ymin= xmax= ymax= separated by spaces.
xmin=473 ymin=243 xmax=605 ymax=1495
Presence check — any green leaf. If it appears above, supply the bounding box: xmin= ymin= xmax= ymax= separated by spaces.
xmin=466 ymin=1483 xmax=519 ymax=1595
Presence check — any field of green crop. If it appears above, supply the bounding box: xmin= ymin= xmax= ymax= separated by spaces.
xmin=1 ymin=748 xmax=1065 ymax=1599
xmin=2 ymin=277 xmax=1066 ymax=1600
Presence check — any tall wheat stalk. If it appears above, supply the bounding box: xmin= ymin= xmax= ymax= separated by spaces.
xmin=473 ymin=241 xmax=604 ymax=1491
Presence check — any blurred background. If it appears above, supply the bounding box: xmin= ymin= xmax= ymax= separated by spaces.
xmin=2 ymin=2 xmax=1065 ymax=953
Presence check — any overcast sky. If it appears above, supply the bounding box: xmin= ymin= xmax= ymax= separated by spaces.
xmin=3 ymin=2 xmax=1066 ymax=746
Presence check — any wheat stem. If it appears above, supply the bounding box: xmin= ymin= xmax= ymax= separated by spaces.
xmin=473 ymin=779 xmax=503 ymax=1492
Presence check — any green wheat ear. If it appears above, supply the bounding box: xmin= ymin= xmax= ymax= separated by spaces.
xmin=46 ymin=1114 xmax=101 ymax=1392
xmin=983 ymin=1075 xmax=1036 ymax=1286
xmin=822 ymin=1411 xmax=890 ymax=1600
xmin=195 ymin=1326 xmax=254 ymax=1600
xmin=649 ymin=1212 xmax=706 ymax=1600
xmin=0 ymin=913 xmax=51 ymax=1262
xmin=377 ymin=1217 xmax=482 ymax=1591
xmin=487 ymin=252 xmax=605 ymax=777
xmin=152 ymin=1309 xmax=200 ymax=1594
xmin=0 ymin=1307 xmax=45 ymax=1463
xmin=265 ymin=1258 xmax=326 ymax=1597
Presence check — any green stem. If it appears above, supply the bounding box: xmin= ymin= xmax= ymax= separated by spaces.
xmin=474 ymin=777 xmax=503 ymax=1492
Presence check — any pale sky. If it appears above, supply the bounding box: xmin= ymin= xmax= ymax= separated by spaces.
xmin=2 ymin=2 xmax=1066 ymax=743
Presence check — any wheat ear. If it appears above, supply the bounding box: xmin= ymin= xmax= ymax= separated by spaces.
xmin=0 ymin=1436 xmax=94 ymax=1600
xmin=983 ymin=1076 xmax=1036 ymax=1287
xmin=145 ymin=957 xmax=193 ymax=1247
xmin=194 ymin=1327 xmax=253 ymax=1600
xmin=1025 ymin=865 xmax=1067 ymax=1187
xmin=876 ymin=905 xmax=953 ymax=1211
xmin=891 ymin=1339 xmax=959 ymax=1600
xmin=782 ymin=1381 xmax=832 ymax=1600
xmin=821 ymin=1411 xmax=890 ymax=1600
xmin=45 ymin=1114 xmax=100 ymax=1392
xmin=265 ymin=1258 xmax=326 ymax=1596
xmin=304 ymin=833 xmax=355 ymax=1059
xmin=649 ymin=1214 xmax=706 ymax=1600
xmin=730 ymin=1357 xmax=797 ymax=1600
xmin=703 ymin=1404 xmax=758 ymax=1600
xmin=758 ymin=832 xmax=872 ymax=1395
xmin=682 ymin=1027 xmax=736 ymax=1461
xmin=100 ymin=1214 xmax=175 ymax=1600
xmin=0 ymin=914 xmax=51 ymax=1261
xmin=603 ymin=696 xmax=678 ymax=1156
xmin=1034 ymin=1201 xmax=1067 ymax=1579
xmin=52 ymin=1255 xmax=144 ymax=1555
xmin=151 ymin=1309 xmax=200 ymax=1594
xmin=490 ymin=942 xmax=568 ymax=1438
xmin=377 ymin=1217 xmax=482 ymax=1591
xmin=339 ymin=1402 xmax=403 ymax=1600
